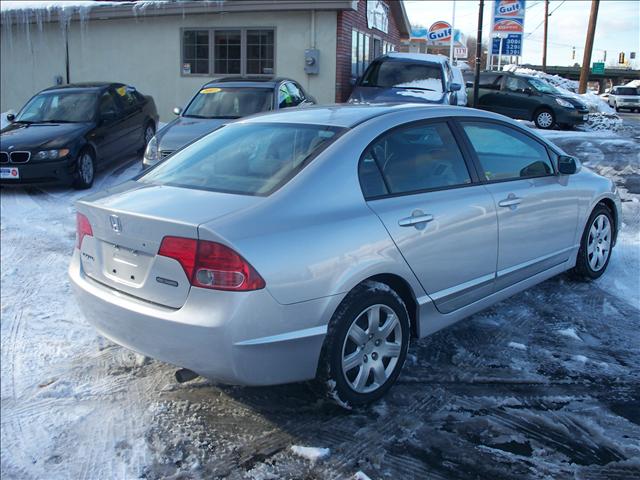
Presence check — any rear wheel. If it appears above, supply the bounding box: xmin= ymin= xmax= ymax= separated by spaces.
xmin=73 ymin=148 xmax=95 ymax=190
xmin=571 ymin=203 xmax=614 ymax=280
xmin=315 ymin=281 xmax=410 ymax=408
xmin=534 ymin=108 xmax=555 ymax=129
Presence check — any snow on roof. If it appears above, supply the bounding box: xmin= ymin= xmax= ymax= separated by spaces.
xmin=0 ymin=1 xmax=123 ymax=12
xmin=385 ymin=52 xmax=449 ymax=65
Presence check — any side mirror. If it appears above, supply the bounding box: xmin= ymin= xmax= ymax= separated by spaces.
xmin=100 ymin=111 xmax=117 ymax=125
xmin=465 ymin=81 xmax=474 ymax=88
xmin=6 ymin=112 xmax=15 ymax=122
xmin=450 ymin=82 xmax=462 ymax=92
xmin=173 ymin=107 xmax=182 ymax=116
xmin=558 ymin=155 xmax=579 ymax=175
xmin=350 ymin=76 xmax=361 ymax=87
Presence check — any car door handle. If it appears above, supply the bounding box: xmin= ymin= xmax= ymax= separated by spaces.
xmin=398 ymin=213 xmax=434 ymax=227
xmin=498 ymin=197 xmax=522 ymax=207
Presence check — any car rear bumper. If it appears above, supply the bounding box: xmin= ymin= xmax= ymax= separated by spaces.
xmin=0 ymin=158 xmax=74 ymax=185
xmin=68 ymin=250 xmax=334 ymax=385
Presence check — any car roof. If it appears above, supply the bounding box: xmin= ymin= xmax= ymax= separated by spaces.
xmin=202 ymin=76 xmax=294 ymax=89
xmin=382 ymin=52 xmax=449 ymax=65
xmin=42 ymin=82 xmax=121 ymax=93
xmin=239 ymin=103 xmax=490 ymax=128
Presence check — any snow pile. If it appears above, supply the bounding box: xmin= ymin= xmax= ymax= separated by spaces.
xmin=290 ymin=446 xmax=330 ymax=462
xmin=625 ymin=79 xmax=640 ymax=88
xmin=508 ymin=342 xmax=527 ymax=351
xmin=502 ymin=64 xmax=614 ymax=114
xmin=557 ymin=327 xmax=582 ymax=341
xmin=582 ymin=112 xmax=624 ymax=132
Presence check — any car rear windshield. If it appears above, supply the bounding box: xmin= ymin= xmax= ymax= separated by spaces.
xmin=140 ymin=123 xmax=344 ymax=196
xmin=183 ymin=87 xmax=274 ymax=119
xmin=616 ymin=87 xmax=639 ymax=96
xmin=360 ymin=59 xmax=444 ymax=92
xmin=16 ymin=91 xmax=97 ymax=123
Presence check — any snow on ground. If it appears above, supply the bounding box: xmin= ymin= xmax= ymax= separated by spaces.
xmin=1 ymin=121 xmax=639 ymax=479
xmin=290 ymin=446 xmax=331 ymax=462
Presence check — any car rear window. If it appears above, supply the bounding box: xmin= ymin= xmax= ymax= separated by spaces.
xmin=183 ymin=87 xmax=274 ymax=118
xmin=140 ymin=123 xmax=344 ymax=196
xmin=360 ymin=59 xmax=444 ymax=92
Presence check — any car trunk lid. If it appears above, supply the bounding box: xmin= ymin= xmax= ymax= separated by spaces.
xmin=76 ymin=181 xmax=260 ymax=308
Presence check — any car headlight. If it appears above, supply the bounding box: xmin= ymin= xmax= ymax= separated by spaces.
xmin=555 ymin=98 xmax=574 ymax=109
xmin=36 ymin=148 xmax=69 ymax=160
xmin=144 ymin=136 xmax=158 ymax=163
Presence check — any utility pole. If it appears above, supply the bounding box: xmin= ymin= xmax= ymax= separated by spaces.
xmin=472 ymin=0 xmax=484 ymax=108
xmin=449 ymin=0 xmax=457 ymax=63
xmin=578 ymin=0 xmax=599 ymax=94
xmin=542 ymin=0 xmax=549 ymax=72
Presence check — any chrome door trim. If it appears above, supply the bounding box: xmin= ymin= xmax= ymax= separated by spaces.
xmin=495 ymin=245 xmax=577 ymax=290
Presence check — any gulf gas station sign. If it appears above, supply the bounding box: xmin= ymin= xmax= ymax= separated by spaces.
xmin=491 ymin=0 xmax=526 ymax=56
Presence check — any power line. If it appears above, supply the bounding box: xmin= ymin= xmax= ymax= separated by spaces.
xmin=525 ymin=0 xmax=565 ymax=37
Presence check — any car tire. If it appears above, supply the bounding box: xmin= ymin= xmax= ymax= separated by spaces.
xmin=315 ymin=280 xmax=410 ymax=408
xmin=139 ymin=121 xmax=155 ymax=155
xmin=73 ymin=148 xmax=95 ymax=190
xmin=534 ymin=108 xmax=555 ymax=129
xmin=571 ymin=203 xmax=614 ymax=280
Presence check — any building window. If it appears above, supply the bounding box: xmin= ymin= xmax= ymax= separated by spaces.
xmin=214 ymin=30 xmax=241 ymax=74
xmin=351 ymin=29 xmax=372 ymax=78
xmin=182 ymin=28 xmax=275 ymax=76
xmin=182 ymin=30 xmax=209 ymax=75
xmin=247 ymin=29 xmax=274 ymax=75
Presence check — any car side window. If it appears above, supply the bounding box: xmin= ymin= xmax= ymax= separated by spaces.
xmin=460 ymin=122 xmax=554 ymax=181
xmin=504 ymin=76 xmax=529 ymax=93
xmin=278 ymin=84 xmax=293 ymax=108
xmin=479 ymin=74 xmax=502 ymax=90
xmin=99 ymin=91 xmax=121 ymax=118
xmin=359 ymin=122 xmax=472 ymax=198
xmin=114 ymin=85 xmax=139 ymax=111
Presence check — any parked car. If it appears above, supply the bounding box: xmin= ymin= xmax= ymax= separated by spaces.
xmin=607 ymin=85 xmax=640 ymax=112
xmin=143 ymin=77 xmax=315 ymax=168
xmin=70 ymin=104 xmax=621 ymax=406
xmin=465 ymin=71 xmax=589 ymax=129
xmin=451 ymin=64 xmax=468 ymax=106
xmin=1 ymin=83 xmax=158 ymax=188
xmin=348 ymin=53 xmax=462 ymax=105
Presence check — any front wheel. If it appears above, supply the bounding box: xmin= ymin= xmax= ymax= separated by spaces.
xmin=534 ymin=108 xmax=555 ymax=129
xmin=73 ymin=148 xmax=95 ymax=190
xmin=572 ymin=204 xmax=614 ymax=279
xmin=316 ymin=281 xmax=410 ymax=408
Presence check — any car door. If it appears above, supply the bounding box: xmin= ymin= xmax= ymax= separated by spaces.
xmin=458 ymin=120 xmax=579 ymax=291
xmin=92 ymin=89 xmax=127 ymax=164
xmin=361 ymin=120 xmax=499 ymax=314
xmin=475 ymin=73 xmax=504 ymax=113
xmin=500 ymin=76 xmax=540 ymax=120
xmin=113 ymin=85 xmax=144 ymax=153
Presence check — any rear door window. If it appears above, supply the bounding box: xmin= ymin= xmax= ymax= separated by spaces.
xmin=359 ymin=122 xmax=472 ymax=198
xmin=460 ymin=121 xmax=554 ymax=181
xmin=141 ymin=123 xmax=343 ymax=196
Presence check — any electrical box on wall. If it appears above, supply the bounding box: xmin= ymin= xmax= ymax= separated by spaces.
xmin=304 ymin=49 xmax=320 ymax=75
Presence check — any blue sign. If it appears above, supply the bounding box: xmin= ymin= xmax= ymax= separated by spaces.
xmin=493 ymin=0 xmax=526 ymax=19
xmin=492 ymin=34 xmax=523 ymax=56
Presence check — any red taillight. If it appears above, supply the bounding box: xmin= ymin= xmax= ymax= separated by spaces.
xmin=158 ymin=236 xmax=265 ymax=291
xmin=76 ymin=212 xmax=93 ymax=249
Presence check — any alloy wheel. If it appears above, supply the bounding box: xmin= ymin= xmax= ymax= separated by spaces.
xmin=79 ymin=153 xmax=94 ymax=185
xmin=537 ymin=111 xmax=554 ymax=128
xmin=341 ymin=304 xmax=402 ymax=394
xmin=587 ymin=214 xmax=611 ymax=272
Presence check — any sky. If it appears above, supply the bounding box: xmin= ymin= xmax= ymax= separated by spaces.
xmin=404 ymin=0 xmax=640 ymax=68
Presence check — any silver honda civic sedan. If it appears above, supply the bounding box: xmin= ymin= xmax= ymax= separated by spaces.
xmin=69 ymin=104 xmax=621 ymax=407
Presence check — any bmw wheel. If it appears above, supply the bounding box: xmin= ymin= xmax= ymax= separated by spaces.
xmin=534 ymin=108 xmax=555 ymax=129
xmin=317 ymin=281 xmax=410 ymax=407
xmin=572 ymin=203 xmax=614 ymax=280
xmin=73 ymin=148 xmax=95 ymax=190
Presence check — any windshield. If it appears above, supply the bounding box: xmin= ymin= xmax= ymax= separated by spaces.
xmin=16 ymin=91 xmax=97 ymax=123
xmin=183 ymin=87 xmax=274 ymax=119
xmin=616 ymin=87 xmax=639 ymax=96
xmin=360 ymin=59 xmax=444 ymax=92
xmin=140 ymin=123 xmax=344 ymax=196
xmin=528 ymin=78 xmax=560 ymax=95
